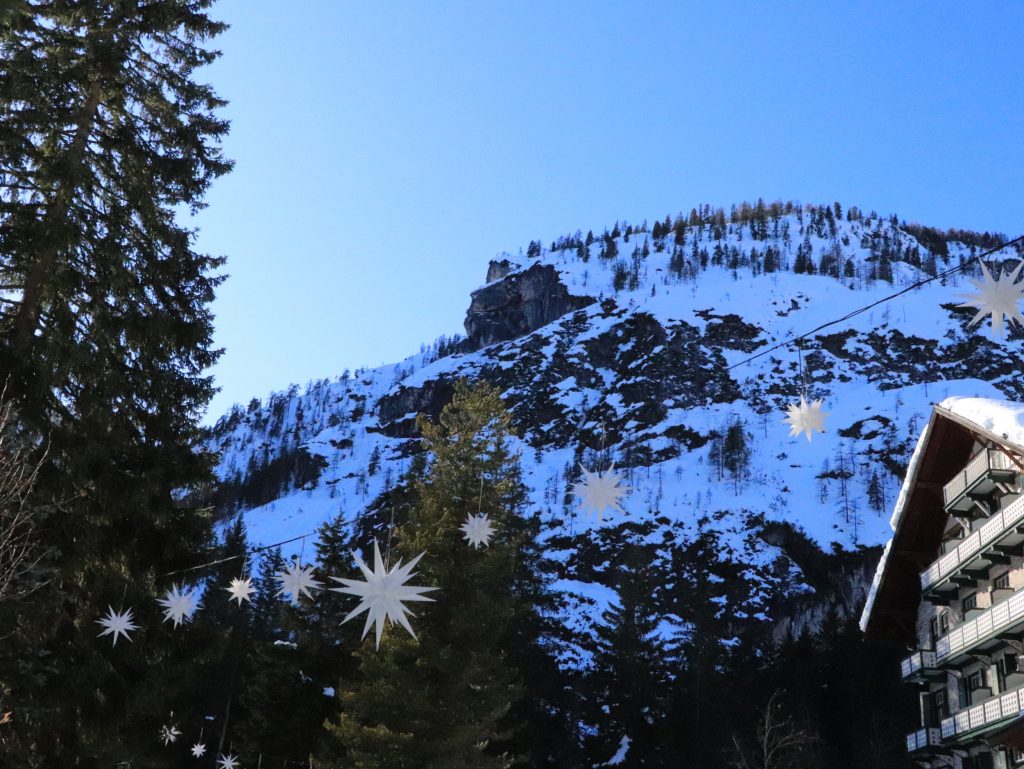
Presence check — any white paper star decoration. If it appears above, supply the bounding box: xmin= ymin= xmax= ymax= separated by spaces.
xmin=572 ymin=463 xmax=630 ymax=520
xmin=330 ymin=540 xmax=437 ymax=649
xmin=275 ymin=561 xmax=322 ymax=605
xmin=460 ymin=512 xmax=495 ymax=549
xmin=225 ymin=576 xmax=255 ymax=606
xmin=96 ymin=605 xmax=139 ymax=646
xmin=217 ymin=754 xmax=240 ymax=769
xmin=158 ymin=584 xmax=200 ymax=628
xmin=784 ymin=396 xmax=828 ymax=441
xmin=159 ymin=723 xmax=181 ymax=746
xmin=191 ymin=741 xmax=207 ymax=758
xmin=957 ymin=260 xmax=1024 ymax=339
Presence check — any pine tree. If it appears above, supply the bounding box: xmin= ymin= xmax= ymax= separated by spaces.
xmin=235 ymin=545 xmax=323 ymax=762
xmin=866 ymin=470 xmax=886 ymax=513
xmin=324 ymin=381 xmax=551 ymax=768
xmin=251 ymin=546 xmax=286 ymax=642
xmin=667 ymin=522 xmax=762 ymax=767
xmin=723 ymin=418 xmax=751 ymax=493
xmin=582 ymin=531 xmax=671 ymax=768
xmin=0 ymin=2 xmax=230 ymax=762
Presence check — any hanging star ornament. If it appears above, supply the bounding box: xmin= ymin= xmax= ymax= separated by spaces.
xmin=96 ymin=605 xmax=139 ymax=646
xmin=159 ymin=723 xmax=181 ymax=746
xmin=571 ymin=463 xmax=630 ymax=520
xmin=956 ymin=260 xmax=1024 ymax=339
xmin=275 ymin=561 xmax=322 ymax=605
xmin=158 ymin=584 xmax=200 ymax=628
xmin=225 ymin=576 xmax=255 ymax=606
xmin=460 ymin=512 xmax=495 ymax=549
xmin=784 ymin=396 xmax=828 ymax=441
xmin=217 ymin=754 xmax=240 ymax=769
xmin=191 ymin=741 xmax=207 ymax=758
xmin=330 ymin=540 xmax=437 ymax=649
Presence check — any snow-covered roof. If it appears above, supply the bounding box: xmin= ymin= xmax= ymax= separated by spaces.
xmin=860 ymin=397 xmax=1024 ymax=632
xmin=940 ymin=397 xmax=1024 ymax=449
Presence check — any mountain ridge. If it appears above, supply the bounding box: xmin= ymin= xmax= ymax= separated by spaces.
xmin=204 ymin=200 xmax=1024 ymax=643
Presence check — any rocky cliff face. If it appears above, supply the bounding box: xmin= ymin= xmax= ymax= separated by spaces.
xmin=463 ymin=262 xmax=594 ymax=351
xmin=205 ymin=203 xmax=1024 ymax=651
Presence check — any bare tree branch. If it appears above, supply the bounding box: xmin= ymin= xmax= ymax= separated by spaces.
xmin=729 ymin=689 xmax=818 ymax=769
xmin=0 ymin=387 xmax=49 ymax=602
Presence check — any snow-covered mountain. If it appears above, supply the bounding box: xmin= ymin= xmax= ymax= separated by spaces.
xmin=206 ymin=201 xmax=1023 ymax=642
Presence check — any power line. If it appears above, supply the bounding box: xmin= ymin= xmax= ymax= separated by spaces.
xmin=155 ymin=506 xmax=393 ymax=580
xmin=724 ymin=233 xmax=1024 ymax=372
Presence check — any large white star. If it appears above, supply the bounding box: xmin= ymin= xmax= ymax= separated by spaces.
xmin=571 ymin=464 xmax=630 ymax=520
xmin=783 ymin=396 xmax=828 ymax=441
xmin=274 ymin=561 xmax=322 ymax=605
xmin=217 ymin=754 xmax=240 ymax=769
xmin=330 ymin=540 xmax=437 ymax=649
xmin=957 ymin=260 xmax=1024 ymax=339
xmin=158 ymin=584 xmax=200 ymax=628
xmin=191 ymin=741 xmax=207 ymax=758
xmin=159 ymin=723 xmax=181 ymax=746
xmin=225 ymin=577 xmax=255 ymax=606
xmin=459 ymin=513 xmax=495 ymax=549
xmin=96 ymin=605 xmax=139 ymax=646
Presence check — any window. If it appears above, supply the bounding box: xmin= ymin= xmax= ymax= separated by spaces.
xmin=964 ymin=593 xmax=979 ymax=612
xmin=939 ymin=612 xmax=950 ymax=634
xmin=995 ymin=572 xmax=1012 ymax=590
xmin=1012 ymin=748 xmax=1024 ymax=767
xmin=998 ymin=653 xmax=1020 ymax=692
xmin=967 ymin=669 xmax=987 ymax=692
xmin=929 ymin=689 xmax=948 ymax=724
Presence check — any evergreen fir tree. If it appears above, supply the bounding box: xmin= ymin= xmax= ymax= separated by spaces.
xmin=324 ymin=381 xmax=551 ymax=769
xmin=582 ymin=530 xmax=671 ymax=768
xmin=0 ymin=1 xmax=230 ymax=762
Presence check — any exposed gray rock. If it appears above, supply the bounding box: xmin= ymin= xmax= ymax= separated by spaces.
xmin=374 ymin=378 xmax=456 ymax=438
xmin=463 ymin=263 xmax=595 ymax=351
xmin=485 ymin=258 xmax=514 ymax=283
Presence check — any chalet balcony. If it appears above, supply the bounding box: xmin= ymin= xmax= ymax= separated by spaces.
xmin=935 ymin=590 xmax=1024 ymax=665
xmin=900 ymin=650 xmax=941 ymax=682
xmin=921 ymin=495 xmax=1024 ymax=598
xmin=943 ymin=448 xmax=1018 ymax=515
xmin=905 ymin=727 xmax=942 ymax=753
xmin=940 ymin=686 xmax=1024 ymax=742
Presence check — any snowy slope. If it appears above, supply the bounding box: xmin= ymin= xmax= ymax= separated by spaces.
xmin=205 ymin=203 xmax=1024 ymax=643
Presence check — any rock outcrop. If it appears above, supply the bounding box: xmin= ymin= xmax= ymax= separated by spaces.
xmin=463 ymin=263 xmax=594 ymax=351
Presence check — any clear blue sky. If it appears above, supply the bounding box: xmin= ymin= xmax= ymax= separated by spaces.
xmin=193 ymin=1 xmax=1024 ymax=422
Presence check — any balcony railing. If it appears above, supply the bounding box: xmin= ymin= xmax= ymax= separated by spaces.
xmin=901 ymin=650 xmax=938 ymax=681
xmin=936 ymin=590 xmax=1024 ymax=662
xmin=940 ymin=686 xmax=1024 ymax=741
xmin=943 ymin=449 xmax=1017 ymax=511
xmin=906 ymin=727 xmax=942 ymax=752
xmin=921 ymin=495 xmax=1024 ymax=591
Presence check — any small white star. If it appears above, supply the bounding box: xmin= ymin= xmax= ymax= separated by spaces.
xmin=159 ymin=723 xmax=181 ymax=745
xmin=459 ymin=513 xmax=495 ymax=549
xmin=158 ymin=584 xmax=200 ymax=628
xmin=784 ymin=396 xmax=828 ymax=441
xmin=96 ymin=606 xmax=139 ymax=646
xmin=274 ymin=561 xmax=322 ymax=605
xmin=572 ymin=464 xmax=630 ymax=520
xmin=957 ymin=260 xmax=1024 ymax=339
xmin=330 ymin=540 xmax=437 ymax=649
xmin=217 ymin=754 xmax=241 ymax=769
xmin=225 ymin=577 xmax=255 ymax=606
xmin=191 ymin=741 xmax=207 ymax=758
